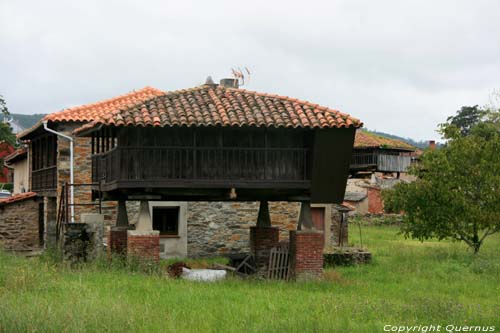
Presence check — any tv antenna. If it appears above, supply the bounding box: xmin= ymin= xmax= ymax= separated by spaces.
xmin=231 ymin=67 xmax=251 ymax=87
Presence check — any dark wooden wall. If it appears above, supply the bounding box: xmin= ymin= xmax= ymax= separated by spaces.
xmin=311 ymin=128 xmax=356 ymax=203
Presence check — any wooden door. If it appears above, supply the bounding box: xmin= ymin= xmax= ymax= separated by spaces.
xmin=311 ymin=207 xmax=325 ymax=231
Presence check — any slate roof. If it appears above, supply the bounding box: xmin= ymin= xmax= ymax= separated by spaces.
xmin=75 ymin=85 xmax=362 ymax=134
xmin=354 ymin=130 xmax=414 ymax=150
xmin=18 ymin=87 xmax=165 ymax=139
xmin=0 ymin=192 xmax=37 ymax=207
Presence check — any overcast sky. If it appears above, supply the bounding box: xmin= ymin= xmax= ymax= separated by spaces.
xmin=1 ymin=0 xmax=499 ymax=141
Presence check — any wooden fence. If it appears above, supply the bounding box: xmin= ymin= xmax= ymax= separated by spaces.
xmin=268 ymin=243 xmax=290 ymax=280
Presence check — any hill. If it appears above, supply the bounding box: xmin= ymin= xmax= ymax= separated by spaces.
xmin=1 ymin=113 xmax=46 ymax=132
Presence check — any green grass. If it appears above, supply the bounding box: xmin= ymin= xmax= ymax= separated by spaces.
xmin=0 ymin=226 xmax=499 ymax=332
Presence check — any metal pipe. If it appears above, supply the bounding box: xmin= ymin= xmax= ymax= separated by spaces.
xmin=42 ymin=121 xmax=75 ymax=223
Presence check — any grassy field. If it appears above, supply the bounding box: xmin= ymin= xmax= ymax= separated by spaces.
xmin=0 ymin=225 xmax=499 ymax=332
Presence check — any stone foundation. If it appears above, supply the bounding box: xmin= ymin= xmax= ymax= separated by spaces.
xmin=289 ymin=230 xmax=324 ymax=280
xmin=127 ymin=230 xmax=160 ymax=263
xmin=250 ymin=226 xmax=279 ymax=273
xmin=323 ymin=248 xmax=372 ymax=267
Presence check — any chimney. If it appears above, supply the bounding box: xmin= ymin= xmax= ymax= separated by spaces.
xmin=219 ymin=78 xmax=239 ymax=88
xmin=429 ymin=140 xmax=436 ymax=150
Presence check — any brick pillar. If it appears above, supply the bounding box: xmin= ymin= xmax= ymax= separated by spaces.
xmin=107 ymin=226 xmax=132 ymax=257
xmin=368 ymin=186 xmax=384 ymax=214
xmin=127 ymin=230 xmax=160 ymax=263
xmin=250 ymin=226 xmax=279 ymax=273
xmin=289 ymin=230 xmax=324 ymax=280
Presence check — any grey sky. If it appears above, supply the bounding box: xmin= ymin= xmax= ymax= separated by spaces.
xmin=1 ymin=0 xmax=499 ymax=141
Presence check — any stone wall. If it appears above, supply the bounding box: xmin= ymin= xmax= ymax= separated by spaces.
xmin=55 ymin=123 xmax=117 ymax=226
xmin=0 ymin=198 xmax=40 ymax=251
xmin=185 ymin=201 xmax=300 ymax=257
xmin=44 ymin=196 xmax=57 ymax=247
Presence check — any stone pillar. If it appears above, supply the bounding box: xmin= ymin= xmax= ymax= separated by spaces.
xmin=297 ymin=201 xmax=314 ymax=230
xmin=289 ymin=230 xmax=324 ymax=280
xmin=126 ymin=201 xmax=160 ymax=264
xmin=136 ymin=201 xmax=152 ymax=231
xmin=250 ymin=201 xmax=279 ymax=273
xmin=107 ymin=199 xmax=132 ymax=257
xmin=127 ymin=230 xmax=160 ymax=263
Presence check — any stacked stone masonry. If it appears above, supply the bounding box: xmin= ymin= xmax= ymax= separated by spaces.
xmin=0 ymin=198 xmax=40 ymax=251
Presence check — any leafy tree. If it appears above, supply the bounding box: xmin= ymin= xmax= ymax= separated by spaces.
xmin=0 ymin=95 xmax=16 ymax=146
xmin=0 ymin=94 xmax=9 ymax=116
xmin=384 ymin=108 xmax=500 ymax=253
xmin=440 ymin=105 xmax=486 ymax=138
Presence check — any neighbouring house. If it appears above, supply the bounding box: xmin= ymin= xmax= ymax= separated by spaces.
xmin=351 ymin=130 xmax=416 ymax=177
xmin=17 ymin=86 xmax=165 ymax=246
xmin=345 ymin=131 xmax=417 ymax=214
xmin=0 ymin=141 xmax=15 ymax=183
xmin=4 ymin=147 xmax=29 ymax=194
xmin=17 ymin=79 xmax=362 ymax=278
xmin=0 ymin=192 xmax=42 ymax=251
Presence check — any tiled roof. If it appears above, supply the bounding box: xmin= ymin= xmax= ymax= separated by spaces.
xmin=75 ymin=85 xmax=362 ymax=134
xmin=0 ymin=192 xmax=37 ymax=207
xmin=4 ymin=147 xmax=27 ymax=163
xmin=18 ymin=87 xmax=165 ymax=139
xmin=354 ymin=130 xmax=415 ymax=150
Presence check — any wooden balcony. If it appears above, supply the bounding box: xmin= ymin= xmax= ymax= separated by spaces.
xmin=92 ymin=146 xmax=311 ymax=192
xmin=32 ymin=166 xmax=57 ymax=191
xmin=351 ymin=150 xmax=412 ymax=173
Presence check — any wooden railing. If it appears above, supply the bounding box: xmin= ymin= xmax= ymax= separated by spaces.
xmin=350 ymin=152 xmax=377 ymax=170
xmin=92 ymin=146 xmax=311 ymax=185
xmin=351 ymin=151 xmax=412 ymax=172
xmin=32 ymin=166 xmax=57 ymax=191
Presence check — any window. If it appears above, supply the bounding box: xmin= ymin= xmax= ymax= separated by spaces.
xmin=152 ymin=207 xmax=180 ymax=236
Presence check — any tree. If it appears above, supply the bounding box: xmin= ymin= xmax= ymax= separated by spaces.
xmin=440 ymin=105 xmax=486 ymax=138
xmin=384 ymin=108 xmax=500 ymax=253
xmin=0 ymin=95 xmax=15 ymax=146
xmin=0 ymin=94 xmax=9 ymax=116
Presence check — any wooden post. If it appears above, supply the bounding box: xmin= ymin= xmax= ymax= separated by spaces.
xmin=297 ymin=201 xmax=314 ymax=230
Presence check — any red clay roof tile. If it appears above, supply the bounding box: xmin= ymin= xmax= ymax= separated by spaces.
xmin=75 ymin=85 xmax=362 ymax=134
xmin=0 ymin=192 xmax=37 ymax=206
xmin=18 ymin=87 xmax=164 ymax=139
